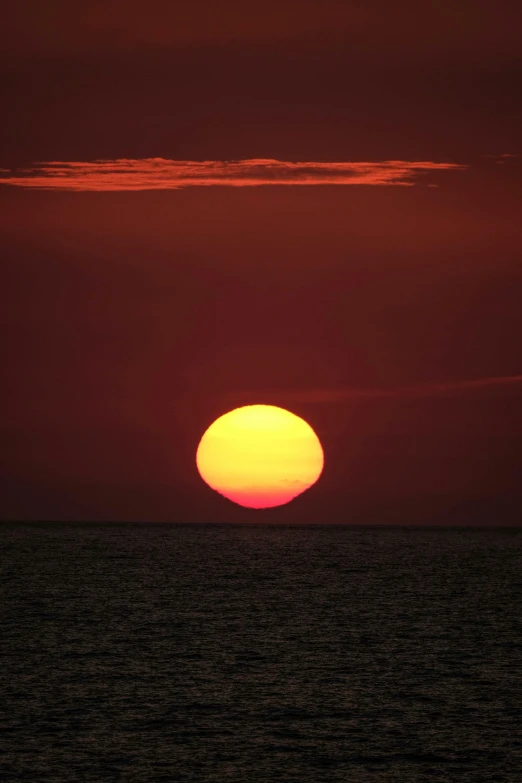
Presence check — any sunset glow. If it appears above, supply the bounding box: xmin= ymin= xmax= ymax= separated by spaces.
xmin=196 ymin=405 xmax=324 ymax=508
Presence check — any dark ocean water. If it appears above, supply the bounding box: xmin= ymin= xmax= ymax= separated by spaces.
xmin=1 ymin=523 xmax=521 ymax=782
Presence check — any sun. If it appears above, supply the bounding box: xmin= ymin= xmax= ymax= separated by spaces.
xmin=196 ymin=404 xmax=324 ymax=509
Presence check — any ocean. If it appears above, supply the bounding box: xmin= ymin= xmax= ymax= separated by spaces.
xmin=1 ymin=522 xmax=521 ymax=782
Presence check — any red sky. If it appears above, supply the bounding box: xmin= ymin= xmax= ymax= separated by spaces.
xmin=1 ymin=1 xmax=521 ymax=523
xmin=4 ymin=1 xmax=522 ymax=58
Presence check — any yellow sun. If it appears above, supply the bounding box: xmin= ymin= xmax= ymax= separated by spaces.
xmin=196 ymin=404 xmax=324 ymax=508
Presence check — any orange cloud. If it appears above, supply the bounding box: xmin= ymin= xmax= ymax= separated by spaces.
xmin=0 ymin=158 xmax=465 ymax=191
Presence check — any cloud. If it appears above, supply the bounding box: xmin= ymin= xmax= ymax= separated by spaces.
xmin=226 ymin=374 xmax=522 ymax=406
xmin=496 ymin=153 xmax=522 ymax=165
xmin=0 ymin=158 xmax=465 ymax=191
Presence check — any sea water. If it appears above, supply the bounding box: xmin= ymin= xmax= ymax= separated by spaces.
xmin=2 ymin=522 xmax=521 ymax=781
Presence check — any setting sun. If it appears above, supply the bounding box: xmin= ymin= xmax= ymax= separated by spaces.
xmin=196 ymin=405 xmax=324 ymax=508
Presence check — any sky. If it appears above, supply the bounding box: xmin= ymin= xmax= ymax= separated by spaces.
xmin=1 ymin=0 xmax=521 ymax=523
